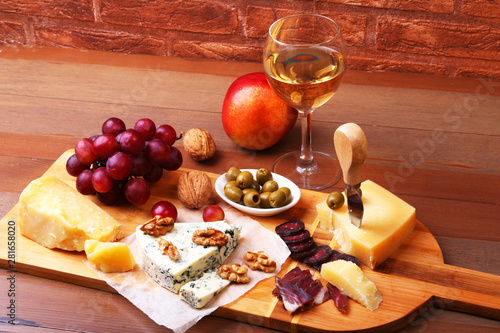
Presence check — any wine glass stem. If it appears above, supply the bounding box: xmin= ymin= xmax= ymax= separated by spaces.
xmin=299 ymin=110 xmax=315 ymax=169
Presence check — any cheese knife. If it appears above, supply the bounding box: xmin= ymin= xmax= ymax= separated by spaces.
xmin=334 ymin=123 xmax=368 ymax=228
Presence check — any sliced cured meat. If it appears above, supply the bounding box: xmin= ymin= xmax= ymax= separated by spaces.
xmin=275 ymin=276 xmax=314 ymax=315
xmin=275 ymin=219 xmax=305 ymax=237
xmin=306 ymin=280 xmax=331 ymax=305
xmin=281 ymin=230 xmax=311 ymax=245
xmin=301 ymin=245 xmax=334 ymax=270
xmin=295 ymin=273 xmax=315 ymax=291
xmin=327 ymin=282 xmax=348 ymax=313
xmin=272 ymin=267 xmax=311 ymax=297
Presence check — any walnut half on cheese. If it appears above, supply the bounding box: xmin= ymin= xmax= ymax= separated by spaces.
xmin=317 ymin=180 xmax=416 ymax=269
xmin=18 ymin=177 xmax=123 ymax=251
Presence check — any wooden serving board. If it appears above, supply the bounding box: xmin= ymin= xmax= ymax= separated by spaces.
xmin=1 ymin=150 xmax=500 ymax=332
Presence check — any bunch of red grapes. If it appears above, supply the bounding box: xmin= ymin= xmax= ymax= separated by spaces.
xmin=66 ymin=117 xmax=183 ymax=206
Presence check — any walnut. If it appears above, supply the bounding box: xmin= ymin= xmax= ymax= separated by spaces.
xmin=218 ymin=264 xmax=249 ymax=284
xmin=183 ymin=128 xmax=216 ymax=162
xmin=177 ymin=170 xmax=212 ymax=209
xmin=244 ymin=251 xmax=276 ymax=273
xmin=158 ymin=239 xmax=180 ymax=261
xmin=140 ymin=216 xmax=175 ymax=237
xmin=192 ymin=228 xmax=228 ymax=247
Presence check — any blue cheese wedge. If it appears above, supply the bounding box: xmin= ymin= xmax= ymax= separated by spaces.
xmin=136 ymin=221 xmax=240 ymax=293
xmin=179 ymin=269 xmax=230 ymax=308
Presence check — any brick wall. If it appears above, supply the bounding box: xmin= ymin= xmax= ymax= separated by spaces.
xmin=0 ymin=0 xmax=498 ymax=79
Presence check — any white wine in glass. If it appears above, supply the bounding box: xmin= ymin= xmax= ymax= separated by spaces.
xmin=263 ymin=14 xmax=346 ymax=190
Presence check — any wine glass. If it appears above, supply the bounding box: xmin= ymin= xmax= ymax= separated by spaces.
xmin=263 ymin=14 xmax=347 ymax=190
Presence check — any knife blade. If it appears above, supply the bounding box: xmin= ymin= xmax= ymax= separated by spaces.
xmin=345 ymin=184 xmax=363 ymax=228
xmin=334 ymin=123 xmax=368 ymax=228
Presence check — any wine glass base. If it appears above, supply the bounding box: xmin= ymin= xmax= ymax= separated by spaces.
xmin=272 ymin=151 xmax=341 ymax=190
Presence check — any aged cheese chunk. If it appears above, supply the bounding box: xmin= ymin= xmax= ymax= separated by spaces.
xmin=317 ymin=180 xmax=416 ymax=269
xmin=136 ymin=221 xmax=240 ymax=293
xmin=321 ymin=259 xmax=383 ymax=311
xmin=179 ymin=269 xmax=230 ymax=308
xmin=18 ymin=177 xmax=123 ymax=251
xmin=85 ymin=240 xmax=136 ymax=273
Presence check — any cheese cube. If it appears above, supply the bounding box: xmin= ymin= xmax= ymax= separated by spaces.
xmin=321 ymin=259 xmax=382 ymax=311
xmin=18 ymin=177 xmax=123 ymax=251
xmin=179 ymin=269 xmax=230 ymax=308
xmin=85 ymin=240 xmax=136 ymax=273
xmin=317 ymin=180 xmax=415 ymax=269
xmin=136 ymin=221 xmax=240 ymax=293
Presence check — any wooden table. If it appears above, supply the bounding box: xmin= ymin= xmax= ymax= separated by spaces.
xmin=0 ymin=46 xmax=499 ymax=332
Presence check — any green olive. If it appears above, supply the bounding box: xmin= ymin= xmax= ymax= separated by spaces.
xmin=225 ymin=167 xmax=241 ymax=181
xmin=224 ymin=186 xmax=243 ymax=202
xmin=250 ymin=179 xmax=261 ymax=192
xmin=259 ymin=191 xmax=272 ymax=208
xmin=256 ymin=168 xmax=273 ymax=186
xmin=262 ymin=180 xmax=279 ymax=193
xmin=277 ymin=187 xmax=292 ymax=204
xmin=242 ymin=188 xmax=259 ymax=196
xmin=224 ymin=180 xmax=238 ymax=191
xmin=269 ymin=190 xmax=287 ymax=208
xmin=243 ymin=191 xmax=261 ymax=207
xmin=326 ymin=191 xmax=345 ymax=210
xmin=236 ymin=171 xmax=254 ymax=189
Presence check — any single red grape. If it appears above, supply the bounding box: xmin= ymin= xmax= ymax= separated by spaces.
xmin=75 ymin=138 xmax=98 ymax=165
xmin=202 ymin=205 xmax=225 ymax=222
xmin=151 ymin=200 xmax=178 ymax=221
xmin=107 ymin=151 xmax=133 ymax=180
xmin=102 ymin=117 xmax=126 ymax=137
xmin=76 ymin=169 xmax=95 ymax=195
xmin=123 ymin=178 xmax=150 ymax=205
xmin=130 ymin=152 xmax=151 ymax=176
xmin=145 ymin=138 xmax=170 ymax=164
xmin=92 ymin=167 xmax=115 ymax=193
xmin=161 ymin=146 xmax=183 ymax=171
xmin=143 ymin=163 xmax=163 ymax=183
xmin=154 ymin=124 xmax=177 ymax=146
xmin=66 ymin=154 xmax=88 ymax=176
xmin=134 ymin=118 xmax=156 ymax=141
xmin=119 ymin=129 xmax=146 ymax=155
xmin=97 ymin=184 xmax=123 ymax=205
xmin=92 ymin=134 xmax=119 ymax=159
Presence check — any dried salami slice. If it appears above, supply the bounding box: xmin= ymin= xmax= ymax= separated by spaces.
xmin=329 ymin=250 xmax=360 ymax=266
xmin=289 ymin=245 xmax=317 ymax=260
xmin=275 ymin=219 xmax=305 ymax=237
xmin=288 ymin=237 xmax=316 ymax=253
xmin=281 ymin=230 xmax=311 ymax=245
xmin=301 ymin=245 xmax=334 ymax=270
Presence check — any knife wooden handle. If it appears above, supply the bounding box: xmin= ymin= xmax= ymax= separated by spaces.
xmin=334 ymin=123 xmax=368 ymax=186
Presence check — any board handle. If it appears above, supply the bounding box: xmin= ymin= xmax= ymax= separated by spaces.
xmin=380 ymin=259 xmax=500 ymax=320
xmin=431 ymin=263 xmax=500 ymax=319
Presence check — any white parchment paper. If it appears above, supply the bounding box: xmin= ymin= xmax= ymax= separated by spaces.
xmin=90 ymin=203 xmax=290 ymax=333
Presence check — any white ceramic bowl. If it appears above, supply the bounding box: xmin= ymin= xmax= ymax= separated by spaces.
xmin=214 ymin=169 xmax=301 ymax=217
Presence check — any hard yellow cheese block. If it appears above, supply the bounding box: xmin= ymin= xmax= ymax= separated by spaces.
xmin=317 ymin=180 xmax=416 ymax=269
xmin=321 ymin=259 xmax=383 ymax=311
xmin=18 ymin=177 xmax=123 ymax=251
xmin=85 ymin=240 xmax=136 ymax=273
